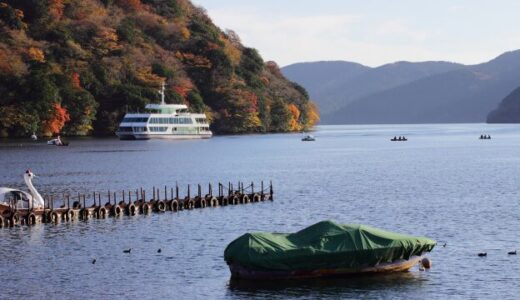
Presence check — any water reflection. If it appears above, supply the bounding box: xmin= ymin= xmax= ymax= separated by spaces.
xmin=227 ymin=272 xmax=427 ymax=299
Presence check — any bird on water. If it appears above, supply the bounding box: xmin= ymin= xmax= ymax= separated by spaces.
xmin=157 ymin=248 xmax=162 ymax=253
xmin=92 ymin=259 xmax=96 ymax=264
xmin=123 ymin=248 xmax=132 ymax=254
xmin=478 ymin=252 xmax=487 ymax=257
xmin=508 ymin=250 xmax=517 ymax=255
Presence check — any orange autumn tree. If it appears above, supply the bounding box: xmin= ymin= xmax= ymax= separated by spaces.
xmin=49 ymin=0 xmax=65 ymax=20
xmin=287 ymin=103 xmax=301 ymax=131
xmin=305 ymin=102 xmax=320 ymax=128
xmin=71 ymin=72 xmax=81 ymax=89
xmin=42 ymin=103 xmax=70 ymax=136
xmin=27 ymin=47 xmax=45 ymax=63
xmin=115 ymin=0 xmax=142 ymax=11
xmin=172 ymin=78 xmax=194 ymax=99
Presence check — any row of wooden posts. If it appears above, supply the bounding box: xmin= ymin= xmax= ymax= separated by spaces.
xmin=0 ymin=181 xmax=273 ymax=228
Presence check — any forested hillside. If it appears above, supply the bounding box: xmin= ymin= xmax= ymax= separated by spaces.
xmin=0 ymin=0 xmax=318 ymax=137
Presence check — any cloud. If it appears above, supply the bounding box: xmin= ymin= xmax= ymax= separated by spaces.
xmin=376 ymin=20 xmax=430 ymax=42
xmin=201 ymin=3 xmax=519 ymax=67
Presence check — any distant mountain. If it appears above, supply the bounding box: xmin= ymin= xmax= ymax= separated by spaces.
xmin=325 ymin=51 xmax=520 ymax=124
xmin=487 ymin=87 xmax=520 ymax=123
xmin=282 ymin=60 xmax=463 ymax=116
xmin=282 ymin=61 xmax=370 ymax=114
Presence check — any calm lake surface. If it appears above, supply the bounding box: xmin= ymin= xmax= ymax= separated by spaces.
xmin=1 ymin=124 xmax=520 ymax=299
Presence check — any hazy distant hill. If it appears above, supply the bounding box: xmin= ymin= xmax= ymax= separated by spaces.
xmin=283 ymin=51 xmax=520 ymax=124
xmin=282 ymin=60 xmax=463 ymax=116
xmin=325 ymin=51 xmax=520 ymax=124
xmin=487 ymin=87 xmax=520 ymax=123
xmin=282 ymin=61 xmax=369 ymax=114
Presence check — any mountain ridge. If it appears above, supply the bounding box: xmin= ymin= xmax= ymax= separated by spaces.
xmin=283 ymin=60 xmax=464 ymax=117
xmin=282 ymin=50 xmax=520 ymax=124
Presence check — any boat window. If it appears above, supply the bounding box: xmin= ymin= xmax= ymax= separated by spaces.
xmin=123 ymin=117 xmax=149 ymax=123
xmin=118 ymin=127 xmax=133 ymax=132
xmin=149 ymin=127 xmax=168 ymax=132
xmin=150 ymin=117 xmax=167 ymax=124
xmin=3 ymin=191 xmax=29 ymax=205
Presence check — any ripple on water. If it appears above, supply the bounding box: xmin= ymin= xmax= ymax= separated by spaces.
xmin=1 ymin=124 xmax=520 ymax=298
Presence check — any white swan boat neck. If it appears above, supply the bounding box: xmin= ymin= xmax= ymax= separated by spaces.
xmin=0 ymin=170 xmax=44 ymax=210
xmin=116 ymin=83 xmax=212 ymax=140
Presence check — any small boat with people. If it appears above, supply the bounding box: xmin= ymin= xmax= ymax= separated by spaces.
xmin=301 ymin=134 xmax=316 ymax=142
xmin=224 ymin=221 xmax=436 ymax=280
xmin=47 ymin=136 xmax=69 ymax=146
xmin=479 ymin=135 xmax=492 ymax=140
xmin=391 ymin=136 xmax=408 ymax=142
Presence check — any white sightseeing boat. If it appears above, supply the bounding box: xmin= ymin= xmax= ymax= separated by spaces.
xmin=116 ymin=83 xmax=212 ymax=140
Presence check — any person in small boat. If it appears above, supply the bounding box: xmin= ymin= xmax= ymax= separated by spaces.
xmin=56 ymin=135 xmax=63 ymax=146
xmin=398 ymin=136 xmax=402 ymax=141
xmin=487 ymin=135 xmax=491 ymax=139
xmin=392 ymin=136 xmax=397 ymax=141
xmin=480 ymin=135 xmax=484 ymax=139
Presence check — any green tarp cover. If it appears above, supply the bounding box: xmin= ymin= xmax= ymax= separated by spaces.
xmin=224 ymin=221 xmax=436 ymax=271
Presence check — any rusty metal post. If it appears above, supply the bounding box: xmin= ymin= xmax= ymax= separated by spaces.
xmin=176 ymin=183 xmax=179 ymax=200
xmin=164 ymin=186 xmax=167 ymax=201
xmin=187 ymin=185 xmax=191 ymax=199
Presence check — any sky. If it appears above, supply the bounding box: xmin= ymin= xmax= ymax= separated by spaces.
xmin=191 ymin=0 xmax=520 ymax=67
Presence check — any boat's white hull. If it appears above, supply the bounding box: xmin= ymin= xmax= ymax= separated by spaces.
xmin=117 ymin=132 xmax=212 ymax=140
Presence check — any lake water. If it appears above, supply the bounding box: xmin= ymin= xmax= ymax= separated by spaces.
xmin=1 ymin=124 xmax=520 ymax=299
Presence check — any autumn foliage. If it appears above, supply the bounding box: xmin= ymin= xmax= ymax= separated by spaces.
xmin=43 ymin=103 xmax=70 ymax=136
xmin=115 ymin=0 xmax=143 ymax=12
xmin=71 ymin=72 xmax=81 ymax=89
xmin=49 ymin=0 xmax=65 ymax=20
xmin=27 ymin=47 xmax=45 ymax=62
xmin=0 ymin=0 xmax=318 ymax=137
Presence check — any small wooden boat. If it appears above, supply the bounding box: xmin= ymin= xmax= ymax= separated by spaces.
xmin=47 ymin=138 xmax=69 ymax=146
xmin=301 ymin=135 xmax=316 ymax=142
xmin=225 ymin=221 xmax=435 ymax=280
xmin=391 ymin=137 xmax=408 ymax=142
